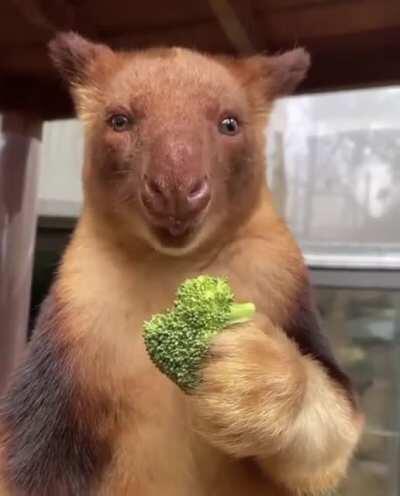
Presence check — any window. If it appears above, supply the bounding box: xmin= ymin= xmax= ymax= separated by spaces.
xmin=267 ymin=87 xmax=400 ymax=269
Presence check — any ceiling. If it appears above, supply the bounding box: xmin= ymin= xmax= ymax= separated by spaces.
xmin=1 ymin=0 xmax=399 ymax=119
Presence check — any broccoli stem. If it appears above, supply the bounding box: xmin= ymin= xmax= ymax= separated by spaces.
xmin=226 ymin=302 xmax=256 ymax=326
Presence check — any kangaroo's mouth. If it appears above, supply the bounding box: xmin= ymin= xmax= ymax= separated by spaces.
xmin=141 ymin=197 xmax=210 ymax=249
xmin=150 ymin=220 xmax=199 ymax=248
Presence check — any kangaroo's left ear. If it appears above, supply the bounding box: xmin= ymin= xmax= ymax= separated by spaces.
xmin=244 ymin=48 xmax=311 ymax=98
xmin=48 ymin=31 xmax=115 ymax=87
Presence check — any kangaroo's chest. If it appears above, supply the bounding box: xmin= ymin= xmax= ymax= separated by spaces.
xmin=85 ymin=240 xmax=294 ymax=495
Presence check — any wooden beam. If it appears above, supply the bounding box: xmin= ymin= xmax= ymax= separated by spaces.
xmin=11 ymin=0 xmax=76 ymax=32
xmin=0 ymin=18 xmax=235 ymax=77
xmin=0 ymin=44 xmax=50 ymax=76
xmin=3 ymin=23 xmax=398 ymax=79
xmin=273 ymin=26 xmax=400 ymax=60
xmin=208 ymin=0 xmax=257 ymax=54
xmin=264 ymin=0 xmax=377 ymax=12
xmin=0 ymin=76 xmax=73 ymax=120
xmin=258 ymin=0 xmax=400 ymax=44
xmin=302 ymin=48 xmax=400 ymax=93
xmin=11 ymin=0 xmax=98 ymax=35
xmin=100 ymin=19 xmax=235 ymax=53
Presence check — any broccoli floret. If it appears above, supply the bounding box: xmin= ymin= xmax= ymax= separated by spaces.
xmin=143 ymin=275 xmax=255 ymax=392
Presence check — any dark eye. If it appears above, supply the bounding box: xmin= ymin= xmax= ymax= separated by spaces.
xmin=219 ymin=116 xmax=240 ymax=136
xmin=108 ymin=114 xmax=131 ymax=132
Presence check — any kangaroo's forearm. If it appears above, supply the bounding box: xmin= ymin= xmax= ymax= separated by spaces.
xmin=256 ymin=352 xmax=363 ymax=493
xmin=190 ymin=324 xmax=363 ymax=494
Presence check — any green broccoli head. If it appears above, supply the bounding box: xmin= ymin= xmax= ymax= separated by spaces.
xmin=143 ymin=275 xmax=255 ymax=392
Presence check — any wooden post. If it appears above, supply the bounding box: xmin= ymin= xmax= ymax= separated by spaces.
xmin=0 ymin=113 xmax=42 ymax=394
xmin=208 ymin=0 xmax=257 ymax=54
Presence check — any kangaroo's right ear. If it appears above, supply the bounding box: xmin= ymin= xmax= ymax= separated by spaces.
xmin=242 ymin=48 xmax=311 ymax=99
xmin=48 ymin=31 xmax=114 ymax=86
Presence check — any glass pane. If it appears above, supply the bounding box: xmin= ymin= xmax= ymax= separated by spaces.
xmin=39 ymin=118 xmax=84 ymax=218
xmin=267 ymin=87 xmax=400 ymax=268
xmin=315 ymin=287 xmax=400 ymax=495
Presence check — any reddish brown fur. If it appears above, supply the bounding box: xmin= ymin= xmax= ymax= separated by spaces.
xmin=0 ymin=32 xmax=363 ymax=495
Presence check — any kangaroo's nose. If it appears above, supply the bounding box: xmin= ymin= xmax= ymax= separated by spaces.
xmin=142 ymin=174 xmax=210 ymax=222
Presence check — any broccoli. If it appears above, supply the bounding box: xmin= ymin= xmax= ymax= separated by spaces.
xmin=143 ymin=275 xmax=255 ymax=392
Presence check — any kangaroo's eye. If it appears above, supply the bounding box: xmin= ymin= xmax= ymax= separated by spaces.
xmin=219 ymin=116 xmax=240 ymax=136
xmin=108 ymin=114 xmax=132 ymax=132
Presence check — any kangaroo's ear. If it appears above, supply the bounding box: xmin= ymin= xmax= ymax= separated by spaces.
xmin=48 ymin=31 xmax=114 ymax=86
xmin=244 ymin=48 xmax=311 ymax=98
